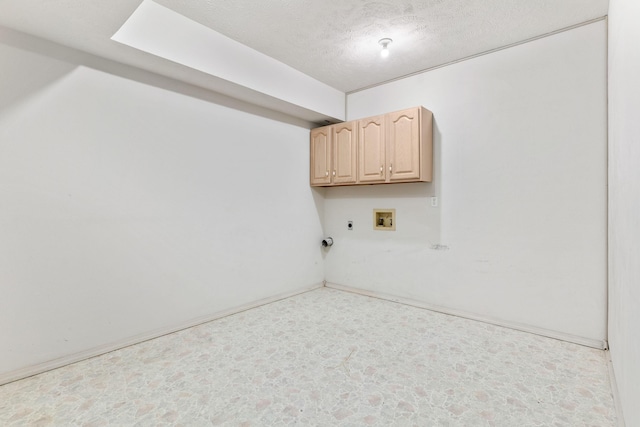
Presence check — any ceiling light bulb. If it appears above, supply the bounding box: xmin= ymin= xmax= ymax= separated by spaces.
xmin=378 ymin=38 xmax=392 ymax=58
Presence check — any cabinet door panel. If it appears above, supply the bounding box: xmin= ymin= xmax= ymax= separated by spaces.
xmin=310 ymin=126 xmax=331 ymax=185
xmin=358 ymin=116 xmax=385 ymax=183
xmin=333 ymin=122 xmax=357 ymax=184
xmin=388 ymin=108 xmax=420 ymax=181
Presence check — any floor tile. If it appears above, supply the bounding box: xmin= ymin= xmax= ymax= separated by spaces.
xmin=0 ymin=288 xmax=616 ymax=426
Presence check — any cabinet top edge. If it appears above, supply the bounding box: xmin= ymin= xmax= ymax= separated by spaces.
xmin=311 ymin=105 xmax=432 ymax=130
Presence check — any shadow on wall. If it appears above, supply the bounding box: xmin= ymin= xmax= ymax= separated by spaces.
xmin=0 ymin=26 xmax=312 ymax=128
xmin=310 ymin=186 xmax=330 ymax=261
xmin=0 ymin=34 xmax=76 ymax=114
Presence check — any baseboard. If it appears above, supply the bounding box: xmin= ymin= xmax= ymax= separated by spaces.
xmin=606 ymin=350 xmax=626 ymax=427
xmin=0 ymin=283 xmax=324 ymax=386
xmin=325 ymin=282 xmax=606 ymax=349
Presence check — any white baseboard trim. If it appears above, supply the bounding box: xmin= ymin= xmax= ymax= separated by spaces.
xmin=0 ymin=283 xmax=324 ymax=386
xmin=606 ymin=350 xmax=626 ymax=427
xmin=325 ymin=282 xmax=606 ymax=350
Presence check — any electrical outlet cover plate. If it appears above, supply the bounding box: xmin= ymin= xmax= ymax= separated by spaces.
xmin=373 ymin=209 xmax=396 ymax=231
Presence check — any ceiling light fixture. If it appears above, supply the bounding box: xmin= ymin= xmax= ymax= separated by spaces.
xmin=378 ymin=38 xmax=393 ymax=58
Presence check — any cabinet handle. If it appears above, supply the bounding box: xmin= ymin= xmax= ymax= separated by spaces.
xmin=325 ymin=171 xmax=329 ymax=177
xmin=380 ymin=165 xmax=383 ymax=175
xmin=389 ymin=163 xmax=393 ymax=173
xmin=333 ymin=170 xmax=336 ymax=176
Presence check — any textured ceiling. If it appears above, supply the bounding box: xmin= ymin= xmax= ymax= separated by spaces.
xmin=153 ymin=0 xmax=608 ymax=92
xmin=0 ymin=0 xmax=608 ymax=93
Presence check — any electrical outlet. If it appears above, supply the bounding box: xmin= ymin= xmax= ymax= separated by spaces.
xmin=431 ymin=197 xmax=438 ymax=207
xmin=347 ymin=221 xmax=353 ymax=230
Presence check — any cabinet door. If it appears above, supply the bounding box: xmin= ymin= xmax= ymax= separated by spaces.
xmin=332 ymin=122 xmax=357 ymax=184
xmin=358 ymin=115 xmax=386 ymax=183
xmin=387 ymin=107 xmax=421 ymax=181
xmin=310 ymin=126 xmax=332 ymax=185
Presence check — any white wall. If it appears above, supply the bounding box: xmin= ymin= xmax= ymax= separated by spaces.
xmin=326 ymin=21 xmax=607 ymax=344
xmin=0 ymin=33 xmax=324 ymax=380
xmin=608 ymin=0 xmax=640 ymax=424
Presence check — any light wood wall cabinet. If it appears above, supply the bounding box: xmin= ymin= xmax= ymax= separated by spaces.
xmin=309 ymin=122 xmax=358 ymax=186
xmin=310 ymin=106 xmax=432 ymax=187
xmin=387 ymin=107 xmax=431 ymax=182
xmin=310 ymin=126 xmax=331 ymax=185
xmin=358 ymin=115 xmax=386 ymax=183
xmin=332 ymin=122 xmax=358 ymax=184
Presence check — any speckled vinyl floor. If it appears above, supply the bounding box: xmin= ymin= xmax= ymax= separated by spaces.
xmin=0 ymin=287 xmax=616 ymax=426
